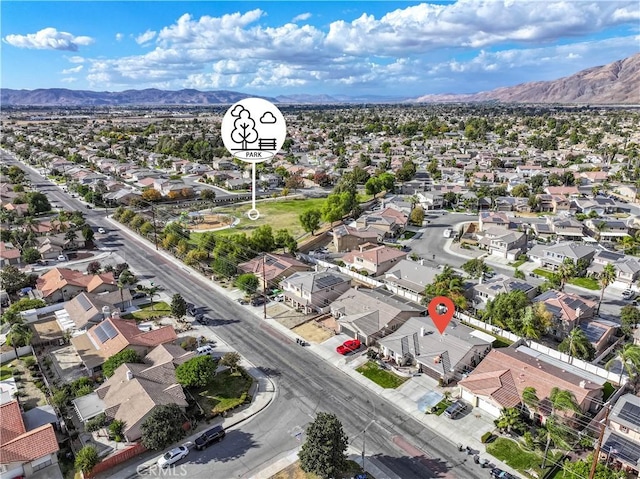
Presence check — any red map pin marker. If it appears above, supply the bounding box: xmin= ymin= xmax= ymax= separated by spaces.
xmin=428 ymin=296 xmax=456 ymax=334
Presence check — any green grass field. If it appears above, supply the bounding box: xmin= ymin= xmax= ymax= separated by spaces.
xmin=192 ymin=197 xmax=327 ymax=241
xmin=122 ymin=302 xmax=171 ymax=320
xmin=194 ymin=369 xmax=253 ymax=415
xmin=567 ymin=277 xmax=599 ymax=290
xmin=356 ymin=361 xmax=409 ymax=389
xmin=487 ymin=437 xmax=560 ymax=477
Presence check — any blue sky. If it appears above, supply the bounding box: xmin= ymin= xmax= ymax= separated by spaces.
xmin=2 ymin=1 xmax=639 ymax=97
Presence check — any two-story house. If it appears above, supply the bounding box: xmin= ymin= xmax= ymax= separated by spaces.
xmin=478 ymin=211 xmax=522 ymax=232
xmin=603 ymin=393 xmax=640 ymax=474
xmin=585 ymin=219 xmax=630 ymax=240
xmin=528 ymin=242 xmax=596 ymax=271
xmin=355 ymin=207 xmax=409 ymax=239
xmin=383 ymin=259 xmax=441 ymax=303
xmin=588 ymin=250 xmax=640 ymax=287
xmin=280 ymin=269 xmax=351 ymax=314
xmin=470 ymin=274 xmax=538 ymax=311
xmin=332 ymin=224 xmax=381 ymax=252
xmin=552 ymin=218 xmax=587 ymax=241
xmin=341 ymin=244 xmax=407 ymax=276
xmin=533 ymin=290 xmax=597 ymax=339
xmin=477 ymin=227 xmax=528 ymax=260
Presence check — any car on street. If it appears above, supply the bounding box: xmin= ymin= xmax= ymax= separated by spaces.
xmin=57 ymin=255 xmax=67 ymax=262
xmin=194 ymin=426 xmax=226 ymax=450
xmin=443 ymin=400 xmax=467 ymax=419
xmin=336 ymin=339 xmax=361 ymax=355
xmin=98 ymin=227 xmax=106 ymax=234
xmin=157 ymin=445 xmax=189 ymax=468
xmin=490 ymin=468 xmax=516 ymax=479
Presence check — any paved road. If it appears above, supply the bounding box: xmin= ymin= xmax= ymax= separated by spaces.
xmin=3 ymin=151 xmax=488 ymax=478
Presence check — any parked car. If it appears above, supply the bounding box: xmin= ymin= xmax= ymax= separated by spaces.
xmin=251 ymin=296 xmax=267 ymax=307
xmin=444 ymin=400 xmax=468 ymax=419
xmin=196 ymin=345 xmax=215 ymax=356
xmin=236 ymin=298 xmax=248 ymax=305
xmin=157 ymin=445 xmax=189 ymax=468
xmin=490 ymin=468 xmax=516 ymax=479
xmin=97 ymin=227 xmax=106 ymax=234
xmin=57 ymin=255 xmax=67 ymax=261
xmin=194 ymin=426 xmax=226 ymax=450
xmin=131 ymin=291 xmax=146 ymax=299
xmin=274 ymin=294 xmax=285 ymax=302
xmin=336 ymin=339 xmax=362 ymax=355
xmin=622 ymin=289 xmax=635 ymax=300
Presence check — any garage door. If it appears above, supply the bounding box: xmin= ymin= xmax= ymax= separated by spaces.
xmin=340 ymin=325 xmax=356 ymax=338
xmin=478 ymin=397 xmax=502 ymax=418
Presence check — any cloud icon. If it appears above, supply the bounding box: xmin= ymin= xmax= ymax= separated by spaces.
xmin=260 ymin=112 xmax=276 ymax=124
xmin=230 ymin=105 xmax=246 ymax=117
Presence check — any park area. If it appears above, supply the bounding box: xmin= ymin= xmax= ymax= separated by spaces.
xmin=189 ymin=213 xmax=235 ymax=231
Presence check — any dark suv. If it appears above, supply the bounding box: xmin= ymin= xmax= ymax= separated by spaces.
xmin=194 ymin=426 xmax=226 ymax=450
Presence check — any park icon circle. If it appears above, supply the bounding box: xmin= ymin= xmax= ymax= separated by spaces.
xmin=221 ymin=97 xmax=287 ymax=163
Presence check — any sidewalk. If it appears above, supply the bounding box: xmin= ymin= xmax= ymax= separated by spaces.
xmin=104 ymin=216 xmax=522 ymax=478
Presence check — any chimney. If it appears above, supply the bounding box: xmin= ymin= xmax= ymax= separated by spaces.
xmin=420 ymin=327 xmax=425 ymax=337
xmin=420 ymin=259 xmax=425 ymax=266
xmin=579 ymin=380 xmax=586 ymax=388
xmin=478 ymin=275 xmax=483 ymax=284
xmin=126 ymin=370 xmax=133 ymax=381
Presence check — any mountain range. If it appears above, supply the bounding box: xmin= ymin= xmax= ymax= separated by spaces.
xmin=1 ymin=54 xmax=638 ymax=106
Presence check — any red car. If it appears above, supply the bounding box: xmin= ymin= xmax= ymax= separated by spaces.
xmin=336 ymin=339 xmax=361 ymax=355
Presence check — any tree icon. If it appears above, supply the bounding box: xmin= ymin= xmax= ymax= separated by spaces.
xmin=230 ymin=106 xmax=258 ymax=150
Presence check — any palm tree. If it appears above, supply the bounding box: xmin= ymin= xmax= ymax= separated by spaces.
xmin=598 ymin=264 xmax=617 ymax=313
xmin=519 ymin=306 xmax=542 ymax=342
xmin=606 ymin=343 xmax=640 ymax=384
xmin=6 ymin=321 xmax=33 ymax=360
xmin=558 ymin=327 xmax=594 ymax=362
xmin=496 ymin=407 xmax=523 ymax=434
xmin=521 ymin=386 xmax=539 ymax=420
xmin=425 ymin=265 xmax=467 ymax=310
xmin=594 ymin=221 xmax=608 ymax=242
xmin=540 ymin=416 xmax=574 ymax=468
xmin=540 ymin=388 xmax=581 ymax=468
xmin=141 ymin=284 xmax=160 ymax=311
xmin=117 ymin=269 xmax=137 ymax=305
xmin=556 ymin=258 xmax=575 ymax=292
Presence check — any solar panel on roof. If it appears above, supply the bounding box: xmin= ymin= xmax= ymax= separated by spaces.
xmin=101 ymin=321 xmax=118 ymax=339
xmin=95 ymin=324 xmax=109 ymax=344
xmin=579 ymin=323 xmax=604 ymax=343
xmin=619 ymin=402 xmax=640 ymax=427
xmin=77 ymin=294 xmax=92 ymax=311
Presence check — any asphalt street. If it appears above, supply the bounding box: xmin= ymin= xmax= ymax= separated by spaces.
xmin=3 ymin=151 xmax=488 ymax=479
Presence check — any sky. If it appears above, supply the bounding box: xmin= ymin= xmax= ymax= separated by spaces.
xmin=1 ymin=1 xmax=639 ymax=98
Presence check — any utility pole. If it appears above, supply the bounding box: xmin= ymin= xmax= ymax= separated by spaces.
xmin=589 ymin=405 xmax=611 ymax=479
xmin=150 ymin=203 xmax=158 ymax=251
xmin=262 ymin=254 xmax=267 ymax=320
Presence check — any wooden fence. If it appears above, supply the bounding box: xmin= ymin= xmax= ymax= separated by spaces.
xmin=85 ymin=443 xmax=147 ymax=478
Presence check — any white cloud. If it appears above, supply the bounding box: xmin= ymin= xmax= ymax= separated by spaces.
xmin=3 ymin=27 xmax=93 ymax=51
xmin=115 ymin=33 xmax=124 ymax=41
xmin=67 ymin=56 xmax=85 ymax=64
xmin=292 ymin=13 xmax=312 ymax=23
xmin=62 ymin=65 xmax=83 ymax=74
xmin=135 ymin=30 xmax=157 ymax=45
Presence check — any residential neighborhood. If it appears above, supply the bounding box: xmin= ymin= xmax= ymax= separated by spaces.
xmin=1 ymin=102 xmax=640 ymax=479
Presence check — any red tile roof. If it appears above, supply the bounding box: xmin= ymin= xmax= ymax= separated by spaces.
xmin=0 ymin=401 xmax=59 ymax=464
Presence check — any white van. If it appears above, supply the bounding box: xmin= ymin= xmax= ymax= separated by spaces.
xmin=443 ymin=228 xmax=454 ymax=238
xmin=196 ymin=345 xmax=215 ymax=356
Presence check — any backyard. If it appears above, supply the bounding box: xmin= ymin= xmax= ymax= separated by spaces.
xmin=486 ymin=437 xmax=562 ymax=478
xmin=356 ymin=361 xmax=409 ymax=389
xmin=193 ymin=369 xmax=253 ymax=417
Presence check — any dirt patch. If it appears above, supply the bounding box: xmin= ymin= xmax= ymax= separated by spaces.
xmin=268 ymin=303 xmax=314 ymax=329
xmin=292 ymin=321 xmax=335 ymax=343
xmin=32 ymin=317 xmax=63 ymax=343
xmin=190 ymin=214 xmax=234 ymax=231
xmin=9 ymin=358 xmax=48 ymax=410
xmin=319 ymin=315 xmax=340 ymax=334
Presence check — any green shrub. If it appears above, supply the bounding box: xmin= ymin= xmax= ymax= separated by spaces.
xmin=481 ymin=431 xmax=494 ymax=443
xmin=23 ymin=356 xmax=36 ymax=369
xmin=86 ymin=413 xmax=107 ymax=432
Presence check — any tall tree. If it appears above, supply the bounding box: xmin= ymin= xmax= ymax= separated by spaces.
xmin=556 ymin=258 xmax=576 ymax=292
xmin=175 ymin=355 xmax=216 ymax=388
xmin=6 ymin=320 xmax=32 ymax=360
xmin=299 ymin=209 xmax=322 ymax=236
xmin=496 ymin=407 xmax=524 ymax=434
xmin=521 ymin=386 xmax=539 ymax=419
xmin=171 ymin=293 xmax=187 ymax=319
xmin=620 ymin=305 xmax=640 ymax=337
xmin=141 ymin=404 xmax=187 ymax=451
xmin=117 ymin=269 xmax=137 ymax=304
xmin=461 ymin=258 xmax=489 ymax=279
xmin=299 ymin=412 xmax=349 ymax=479
xmin=606 ymin=343 xmax=640 ymax=384
xmin=558 ymin=328 xmax=595 ymax=362
xmin=598 ymin=264 xmax=617 ymax=313
xmin=424 ymin=265 xmax=467 ymax=310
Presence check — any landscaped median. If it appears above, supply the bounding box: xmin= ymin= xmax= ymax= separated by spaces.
xmin=356 ymin=361 xmax=409 ymax=389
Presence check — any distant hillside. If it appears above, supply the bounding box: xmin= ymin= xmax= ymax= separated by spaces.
xmin=413 ymin=54 xmax=640 ymax=104
xmin=0 ymin=88 xmax=276 ymax=106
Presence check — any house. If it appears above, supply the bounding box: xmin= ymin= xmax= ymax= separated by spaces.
xmin=59 ymin=290 xmax=133 ymax=332
xmin=35 ymin=268 xmax=118 ymax=303
xmin=0 ymin=242 xmax=21 ymax=267
xmin=585 ymin=219 xmax=630 ymax=240
xmin=477 ymin=227 xmax=527 ymax=260
xmin=355 ymin=207 xmax=409 ymax=238
xmin=528 ymin=242 xmax=596 ymax=271
xmin=280 ymin=269 xmax=351 ymax=314
xmin=0 ymin=400 xmax=60 ymax=478
xmin=574 ymin=197 xmax=617 ymax=215
xmin=416 ymin=192 xmax=444 ymax=211
xmin=544 ymin=186 xmax=580 ymax=197
xmin=470 ymin=274 xmax=538 ymax=311
xmin=383 ymin=259 xmax=441 ymax=303
xmin=36 ymin=234 xmax=85 ymax=259
xmin=332 ymin=224 xmax=381 ymax=252
xmin=602 ymin=393 xmax=640 ymax=475
xmin=341 ymin=244 xmax=407 ymax=276
xmin=70 ymin=316 xmax=177 ymax=374
xmin=551 ymin=218 xmax=587 ymax=241
xmin=332 ymin=287 xmax=426 ymax=345
xmin=237 ymin=253 xmax=310 ymax=290
xmin=72 ymin=344 xmax=192 ymax=442
xmin=478 ymin=212 xmax=521 ymax=232
xmin=579 ymin=319 xmax=618 ymax=355
xmin=378 ymin=318 xmax=492 ymax=384
xmin=459 ymin=346 xmax=604 ymax=419
xmin=533 ymin=290 xmax=597 ymax=340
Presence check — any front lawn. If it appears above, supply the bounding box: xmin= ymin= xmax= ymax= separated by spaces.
xmin=487 ymin=437 xmax=561 ymax=478
xmin=429 ymin=399 xmax=452 ymax=416
xmin=0 ymin=365 xmax=13 ymax=381
xmin=356 ymin=361 xmax=408 ymax=389
xmin=532 ymin=268 xmax=555 ymax=280
xmin=568 ymin=277 xmax=600 ymax=290
xmin=122 ymin=301 xmax=171 ymax=321
xmin=194 ymin=369 xmax=253 ymax=416
xmin=509 ymin=258 xmax=527 ymax=268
